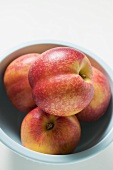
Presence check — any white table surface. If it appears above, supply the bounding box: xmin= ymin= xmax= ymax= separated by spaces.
xmin=0 ymin=0 xmax=113 ymax=170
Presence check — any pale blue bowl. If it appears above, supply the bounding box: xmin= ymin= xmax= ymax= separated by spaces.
xmin=0 ymin=40 xmax=113 ymax=164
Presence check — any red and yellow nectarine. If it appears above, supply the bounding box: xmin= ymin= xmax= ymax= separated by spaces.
xmin=77 ymin=67 xmax=111 ymax=121
xmin=4 ymin=53 xmax=39 ymax=112
xmin=21 ymin=107 xmax=81 ymax=154
xmin=29 ymin=47 xmax=94 ymax=116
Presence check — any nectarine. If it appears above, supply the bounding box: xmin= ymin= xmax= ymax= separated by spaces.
xmin=29 ymin=47 xmax=94 ymax=116
xmin=4 ymin=53 xmax=39 ymax=112
xmin=21 ymin=107 xmax=81 ymax=154
xmin=77 ymin=67 xmax=111 ymax=121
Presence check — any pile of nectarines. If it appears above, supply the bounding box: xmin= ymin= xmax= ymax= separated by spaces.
xmin=4 ymin=47 xmax=111 ymax=155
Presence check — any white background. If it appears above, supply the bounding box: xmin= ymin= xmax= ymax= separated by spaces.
xmin=0 ymin=0 xmax=113 ymax=170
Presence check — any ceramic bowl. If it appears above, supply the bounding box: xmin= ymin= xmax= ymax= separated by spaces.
xmin=0 ymin=40 xmax=113 ymax=164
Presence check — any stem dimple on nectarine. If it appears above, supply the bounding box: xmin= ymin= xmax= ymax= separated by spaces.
xmin=46 ymin=122 xmax=54 ymax=130
xmin=79 ymin=73 xmax=87 ymax=79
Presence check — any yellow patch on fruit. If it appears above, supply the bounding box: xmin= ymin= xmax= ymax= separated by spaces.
xmin=90 ymin=83 xmax=104 ymax=108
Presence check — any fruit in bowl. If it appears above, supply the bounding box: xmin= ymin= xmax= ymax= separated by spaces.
xmin=77 ymin=66 xmax=111 ymax=122
xmin=1 ymin=41 xmax=112 ymax=163
xmin=4 ymin=53 xmax=39 ymax=112
xmin=29 ymin=47 xmax=94 ymax=116
xmin=21 ymin=107 xmax=81 ymax=155
xmin=3 ymin=46 xmax=112 ymax=155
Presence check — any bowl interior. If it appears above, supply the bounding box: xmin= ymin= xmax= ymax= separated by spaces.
xmin=0 ymin=43 xmax=113 ymax=160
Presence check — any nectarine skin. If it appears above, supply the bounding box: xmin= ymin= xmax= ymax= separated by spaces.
xmin=4 ymin=53 xmax=39 ymax=112
xmin=21 ymin=107 xmax=81 ymax=155
xmin=77 ymin=67 xmax=111 ymax=122
xmin=29 ymin=47 xmax=94 ymax=116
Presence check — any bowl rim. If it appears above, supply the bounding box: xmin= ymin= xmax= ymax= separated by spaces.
xmin=0 ymin=40 xmax=113 ymax=164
